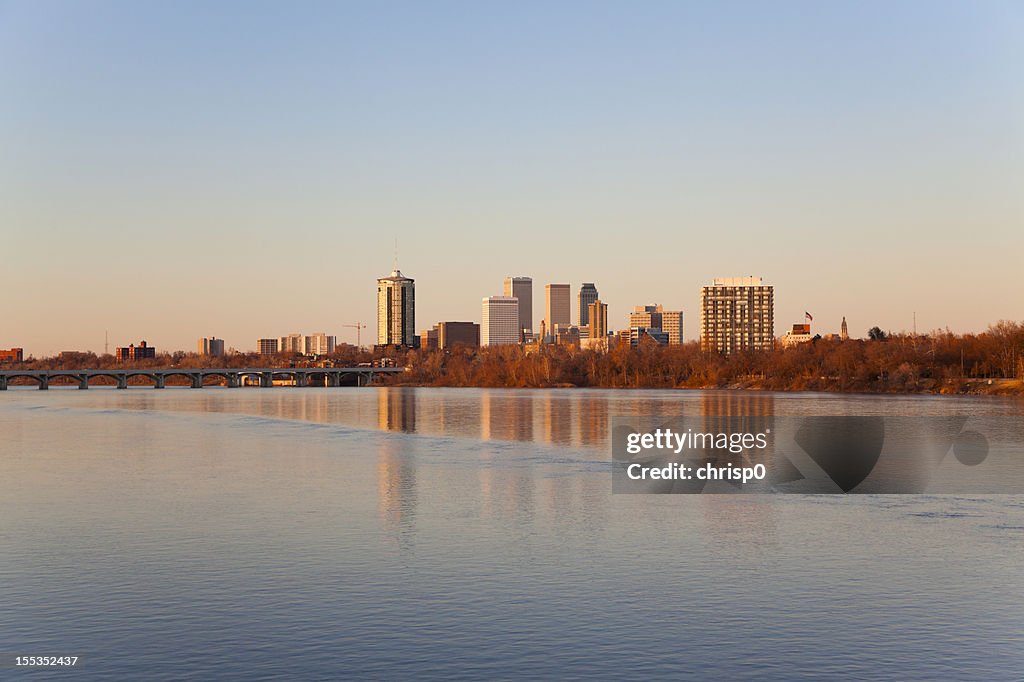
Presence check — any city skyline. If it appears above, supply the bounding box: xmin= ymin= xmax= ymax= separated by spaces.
xmin=2 ymin=3 xmax=1022 ymax=355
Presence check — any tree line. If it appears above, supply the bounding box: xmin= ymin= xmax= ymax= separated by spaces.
xmin=8 ymin=321 xmax=1024 ymax=394
xmin=387 ymin=321 xmax=1024 ymax=394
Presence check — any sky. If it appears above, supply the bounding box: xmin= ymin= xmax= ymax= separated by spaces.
xmin=1 ymin=0 xmax=1022 ymax=355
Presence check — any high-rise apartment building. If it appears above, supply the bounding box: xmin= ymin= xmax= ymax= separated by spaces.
xmin=503 ymin=276 xmax=533 ymax=338
xmin=377 ymin=269 xmax=416 ymax=347
xmin=482 ymin=296 xmax=520 ymax=346
xmin=577 ymin=283 xmax=598 ymax=328
xmin=544 ymin=284 xmax=571 ymax=336
xmin=258 ymin=338 xmax=279 ymax=355
xmin=304 ymin=333 xmax=336 ymax=356
xmin=279 ymin=333 xmax=303 ymax=354
xmin=197 ymin=337 xmax=225 ymax=357
xmin=700 ymin=277 xmax=774 ymax=353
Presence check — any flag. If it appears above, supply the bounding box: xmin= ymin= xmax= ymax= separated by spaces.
xmin=805 ymin=312 xmax=813 ymax=322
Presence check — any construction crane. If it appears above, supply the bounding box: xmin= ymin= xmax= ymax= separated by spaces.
xmin=344 ymin=322 xmax=367 ymax=349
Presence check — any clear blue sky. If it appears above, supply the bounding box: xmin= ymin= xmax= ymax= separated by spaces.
xmin=2 ymin=1 xmax=1022 ymax=355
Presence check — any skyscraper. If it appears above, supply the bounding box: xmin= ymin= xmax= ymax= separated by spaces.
xmin=503 ymin=276 xmax=533 ymax=339
xmin=578 ymin=283 xmax=598 ymax=327
xmin=377 ymin=269 xmax=416 ymax=347
xmin=544 ymin=284 xmax=571 ymax=336
xmin=700 ymin=277 xmax=774 ymax=354
xmin=257 ymin=338 xmax=279 ymax=355
xmin=482 ymin=296 xmax=520 ymax=346
xmin=588 ymin=300 xmax=608 ymax=340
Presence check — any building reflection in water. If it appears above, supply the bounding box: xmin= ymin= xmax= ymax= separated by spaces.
xmin=378 ymin=388 xmax=417 ymax=434
xmin=376 ymin=437 xmax=418 ymax=550
xmin=480 ymin=390 xmax=534 ymax=443
xmin=541 ymin=392 xmax=573 ymax=446
xmin=699 ymin=391 xmax=778 ymax=537
xmin=577 ymin=393 xmax=609 ymax=449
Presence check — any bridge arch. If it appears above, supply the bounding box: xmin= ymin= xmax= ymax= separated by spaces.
xmin=200 ymin=372 xmax=235 ymax=386
xmin=83 ymin=373 xmax=123 ymax=387
xmin=2 ymin=372 xmax=45 ymax=386
xmin=124 ymin=372 xmax=160 ymax=386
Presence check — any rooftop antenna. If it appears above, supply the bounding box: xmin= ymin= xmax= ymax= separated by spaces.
xmin=104 ymin=330 xmax=108 ymax=355
xmin=393 ymin=236 xmax=398 ymax=272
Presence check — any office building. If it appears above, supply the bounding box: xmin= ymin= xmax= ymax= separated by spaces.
xmin=555 ymin=326 xmax=581 ymax=348
xmin=630 ymin=327 xmax=669 ymax=346
xmin=577 ymin=283 xmax=599 ymax=328
xmin=258 ymin=338 xmax=279 ymax=355
xmin=627 ymin=305 xmax=683 ymax=345
xmin=503 ymin=276 xmax=533 ymax=339
xmin=197 ymin=337 xmax=225 ymax=357
xmin=661 ymin=310 xmax=684 ymax=345
xmin=482 ymin=296 xmax=520 ymax=346
xmin=544 ymin=284 xmax=571 ymax=337
xmin=0 ymin=348 xmax=23 ymax=363
xmin=589 ymin=300 xmax=608 ymax=341
xmin=438 ymin=321 xmax=480 ymax=349
xmin=115 ymin=340 xmax=156 ymax=361
xmin=377 ymin=269 xmax=416 ymax=347
xmin=420 ymin=327 xmax=439 ymax=350
xmin=629 ymin=305 xmax=663 ymax=331
xmin=781 ymin=323 xmax=813 ymax=348
xmin=700 ymin=276 xmax=774 ymax=353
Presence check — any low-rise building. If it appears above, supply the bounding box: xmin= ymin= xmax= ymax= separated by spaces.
xmin=438 ymin=321 xmax=480 ymax=349
xmin=781 ymin=323 xmax=814 ymax=348
xmin=115 ymin=340 xmax=156 ymax=361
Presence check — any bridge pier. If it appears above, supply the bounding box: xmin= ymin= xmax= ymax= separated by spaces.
xmin=155 ymin=375 xmax=165 ymax=389
xmin=190 ymin=373 xmax=202 ymax=389
xmin=327 ymin=372 xmax=339 ymax=387
xmin=117 ymin=375 xmax=127 ymax=389
xmin=227 ymin=373 xmax=239 ymax=388
xmin=293 ymin=373 xmax=306 ymax=388
xmin=0 ymin=376 xmax=7 ymax=390
xmin=78 ymin=374 xmax=89 ymax=389
xmin=261 ymin=372 xmax=273 ymax=388
xmin=38 ymin=376 xmax=49 ymax=390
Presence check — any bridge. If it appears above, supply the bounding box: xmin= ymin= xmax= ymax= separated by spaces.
xmin=0 ymin=367 xmax=405 ymax=390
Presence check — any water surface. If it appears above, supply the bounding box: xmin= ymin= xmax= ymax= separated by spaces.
xmin=1 ymin=388 xmax=1022 ymax=680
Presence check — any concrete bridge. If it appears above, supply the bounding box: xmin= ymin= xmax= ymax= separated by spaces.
xmin=0 ymin=367 xmax=404 ymax=390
